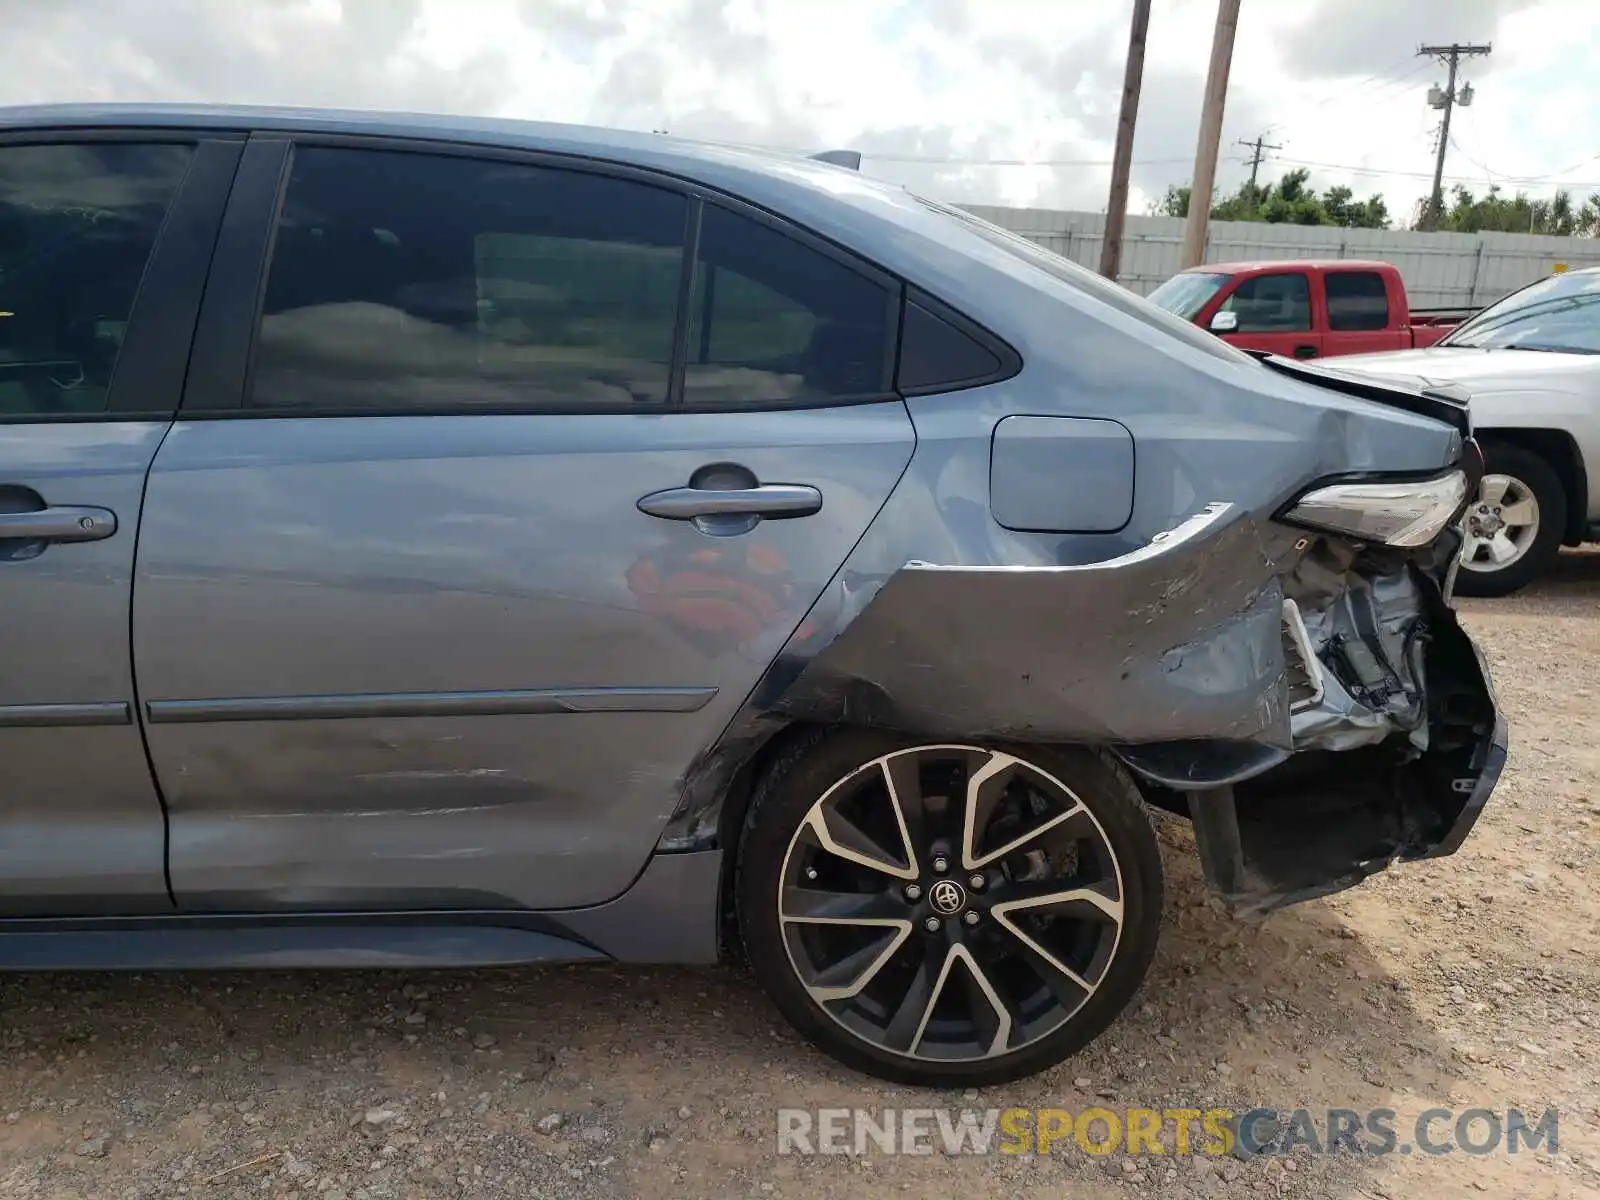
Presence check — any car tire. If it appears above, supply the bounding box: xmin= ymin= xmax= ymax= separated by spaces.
xmin=1454 ymin=441 xmax=1567 ymax=598
xmin=735 ymin=728 xmax=1163 ymax=1087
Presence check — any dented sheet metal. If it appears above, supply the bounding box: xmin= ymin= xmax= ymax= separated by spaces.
xmin=772 ymin=502 xmax=1294 ymax=748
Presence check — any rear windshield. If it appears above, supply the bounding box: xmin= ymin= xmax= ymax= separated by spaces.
xmin=1443 ymin=270 xmax=1600 ymax=354
xmin=1147 ymin=272 xmax=1230 ymax=319
xmin=915 ymin=198 xmax=1256 ymax=366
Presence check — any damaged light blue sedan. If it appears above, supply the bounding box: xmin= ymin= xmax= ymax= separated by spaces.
xmin=0 ymin=104 xmax=1506 ymax=1087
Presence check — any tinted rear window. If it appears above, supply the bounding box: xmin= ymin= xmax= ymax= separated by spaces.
xmin=1324 ymin=271 xmax=1390 ymax=332
xmin=249 ymin=147 xmax=688 ymax=412
xmin=682 ymin=203 xmax=895 ymax=407
xmin=897 ymin=295 xmax=1013 ymax=395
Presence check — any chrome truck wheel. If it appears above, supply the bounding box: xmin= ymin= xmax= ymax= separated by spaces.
xmin=1454 ymin=442 xmax=1567 ymax=598
xmin=1460 ymin=473 xmax=1540 ymax=573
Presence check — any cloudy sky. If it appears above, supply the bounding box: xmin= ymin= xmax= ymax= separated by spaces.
xmin=2 ymin=0 xmax=1594 ymax=223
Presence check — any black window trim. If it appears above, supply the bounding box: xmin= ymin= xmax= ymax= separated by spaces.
xmin=0 ymin=128 xmax=244 ymax=425
xmin=179 ymin=130 xmax=910 ymax=419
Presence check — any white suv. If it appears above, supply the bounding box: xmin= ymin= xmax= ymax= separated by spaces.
xmin=1333 ymin=266 xmax=1600 ymax=596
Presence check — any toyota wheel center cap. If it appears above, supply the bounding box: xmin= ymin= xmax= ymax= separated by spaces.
xmin=929 ymin=879 xmax=967 ymax=916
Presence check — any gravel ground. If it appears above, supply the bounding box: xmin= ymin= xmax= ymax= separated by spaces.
xmin=3 ymin=552 xmax=1599 ymax=1200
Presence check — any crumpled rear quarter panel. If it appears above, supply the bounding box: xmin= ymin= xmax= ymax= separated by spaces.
xmin=772 ymin=502 xmax=1292 ymax=748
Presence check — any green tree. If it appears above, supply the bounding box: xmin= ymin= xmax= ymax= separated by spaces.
xmin=1151 ymin=170 xmax=1389 ymax=228
xmin=1423 ymin=184 xmax=1600 ymax=236
xmin=1156 ymin=184 xmax=1192 ymax=218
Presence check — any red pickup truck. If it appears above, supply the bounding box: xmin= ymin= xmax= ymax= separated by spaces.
xmin=1146 ymin=260 xmax=1469 ymax=360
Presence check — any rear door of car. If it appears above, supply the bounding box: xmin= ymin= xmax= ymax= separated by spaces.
xmin=1215 ymin=270 xmax=1321 ymax=359
xmin=132 ymin=135 xmax=917 ymax=913
xmin=0 ymin=129 xmax=240 ymax=915
xmin=1322 ymin=267 xmax=1408 ymax=356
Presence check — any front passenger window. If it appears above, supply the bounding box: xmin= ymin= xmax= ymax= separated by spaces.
xmin=1221 ymin=273 xmax=1312 ymax=334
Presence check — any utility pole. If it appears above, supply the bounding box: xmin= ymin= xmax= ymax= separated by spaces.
xmin=1236 ymin=133 xmax=1282 ymax=193
xmin=1181 ymin=0 xmax=1242 ymax=269
xmin=1099 ymin=0 xmax=1153 ymax=281
xmin=1418 ymin=42 xmax=1491 ymax=230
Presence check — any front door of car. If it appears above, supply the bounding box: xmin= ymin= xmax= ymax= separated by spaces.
xmin=0 ymin=134 xmax=239 ymax=915
xmin=1218 ymin=271 xmax=1321 ymax=359
xmin=133 ymin=140 xmax=916 ymax=913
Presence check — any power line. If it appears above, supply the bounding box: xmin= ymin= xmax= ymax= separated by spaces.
xmin=1446 ymin=116 xmax=1600 ymax=186
xmin=1271 ymin=155 xmax=1600 ymax=188
xmin=845 ymin=149 xmax=1600 ymax=188
xmin=1355 ymin=59 xmax=1434 ymax=105
xmin=1271 ymin=53 xmax=1427 ymax=113
xmin=859 ymin=152 xmax=1194 ymax=167
xmin=686 ymin=121 xmax=1600 ymax=195
xmin=1447 ymin=134 xmax=1499 ymax=181
xmin=1330 ymin=53 xmax=1430 ymax=97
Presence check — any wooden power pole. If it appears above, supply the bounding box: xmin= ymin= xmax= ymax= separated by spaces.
xmin=1237 ymin=133 xmax=1282 ymax=193
xmin=1180 ymin=0 xmax=1242 ymax=269
xmin=1418 ymin=42 xmax=1491 ymax=229
xmin=1099 ymin=0 xmax=1153 ymax=280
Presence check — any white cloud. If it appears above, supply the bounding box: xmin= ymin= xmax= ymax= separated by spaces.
xmin=1 ymin=0 xmax=1595 ymax=222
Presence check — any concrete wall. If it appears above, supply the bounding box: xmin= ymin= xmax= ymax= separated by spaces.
xmin=960 ymin=205 xmax=1600 ymax=309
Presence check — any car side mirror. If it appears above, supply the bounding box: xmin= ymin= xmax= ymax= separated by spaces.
xmin=1209 ymin=310 xmax=1239 ymax=333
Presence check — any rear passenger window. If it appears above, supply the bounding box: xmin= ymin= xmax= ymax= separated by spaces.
xmin=896 ymin=292 xmax=1013 ymax=395
xmin=249 ymin=147 xmax=687 ymax=412
xmin=1222 ymin=273 xmax=1311 ymax=333
xmin=682 ymin=204 xmax=894 ymax=407
xmin=1324 ymin=271 xmax=1390 ymax=331
xmin=0 ymin=142 xmax=193 ymax=417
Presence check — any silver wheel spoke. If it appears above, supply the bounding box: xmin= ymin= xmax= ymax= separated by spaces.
xmin=882 ymin=940 xmax=949 ymax=1053
xmin=802 ymin=808 xmax=916 ymax=881
xmin=1487 ymin=530 xmax=1520 ymax=564
xmin=968 ymin=802 xmax=1092 ymax=872
xmin=989 ymin=913 xmax=1096 ymax=997
xmin=989 ymin=883 xmax=1125 ymax=1000
xmin=885 ymin=943 xmax=1010 ymax=1057
xmin=1480 ymin=476 xmax=1509 ymax=506
xmin=800 ymin=922 xmax=914 ymax=1003
xmin=1500 ymin=498 xmax=1537 ymax=527
xmin=991 ymin=917 xmax=1098 ymax=1006
xmin=879 ymin=756 xmax=923 ymax=873
xmin=992 ymin=880 xmax=1124 ymax=923
xmin=952 ymin=944 xmax=1016 ymax=1057
xmin=961 ymin=751 xmax=1090 ymax=871
xmin=780 ymin=886 xmax=905 ymax=924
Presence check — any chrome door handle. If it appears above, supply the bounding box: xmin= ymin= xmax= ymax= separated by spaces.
xmin=0 ymin=505 xmax=117 ymax=542
xmin=637 ymin=484 xmax=822 ymax=521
